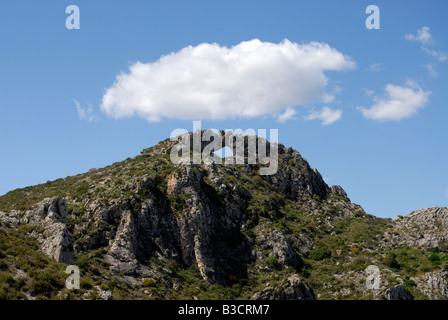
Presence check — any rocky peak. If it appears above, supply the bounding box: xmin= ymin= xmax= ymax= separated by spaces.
xmin=4 ymin=133 xmax=434 ymax=300
xmin=145 ymin=130 xmax=332 ymax=201
xmin=390 ymin=207 xmax=448 ymax=248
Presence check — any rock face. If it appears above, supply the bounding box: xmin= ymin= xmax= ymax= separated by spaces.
xmin=101 ymin=165 xmax=252 ymax=285
xmin=91 ymin=134 xmax=348 ymax=287
xmin=384 ymin=285 xmax=414 ymax=300
xmin=73 ymin=133 xmax=350 ymax=288
xmin=26 ymin=198 xmax=74 ymax=264
xmin=390 ymin=207 xmax=448 ymax=248
xmin=255 ymin=230 xmax=303 ymax=271
xmin=251 ymin=274 xmax=315 ymax=300
xmin=413 ymin=271 xmax=448 ymax=300
xmin=0 ymin=197 xmax=74 ymax=264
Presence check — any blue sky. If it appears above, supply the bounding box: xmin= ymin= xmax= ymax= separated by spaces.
xmin=0 ymin=0 xmax=447 ymax=218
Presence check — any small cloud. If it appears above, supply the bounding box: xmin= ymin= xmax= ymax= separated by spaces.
xmin=405 ymin=26 xmax=447 ymax=62
xmin=423 ymin=64 xmax=438 ymax=78
xmin=405 ymin=26 xmax=433 ymax=45
xmin=75 ymin=100 xmax=97 ymax=122
xmin=306 ymin=106 xmax=342 ymax=126
xmin=358 ymin=81 xmax=430 ymax=121
xmin=332 ymin=85 xmax=342 ymax=94
xmin=421 ymin=46 xmax=448 ymax=62
xmin=368 ymin=63 xmax=383 ymax=72
xmin=363 ymin=88 xmax=375 ymax=96
xmin=277 ymin=107 xmax=297 ymax=122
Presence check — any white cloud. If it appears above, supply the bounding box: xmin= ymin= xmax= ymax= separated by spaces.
xmin=368 ymin=63 xmax=383 ymax=72
xmin=405 ymin=26 xmax=447 ymax=62
xmin=358 ymin=82 xmax=430 ymax=121
xmin=306 ymin=106 xmax=342 ymax=126
xmin=75 ymin=100 xmax=97 ymax=122
xmin=363 ymin=88 xmax=374 ymax=96
xmin=405 ymin=26 xmax=433 ymax=45
xmin=277 ymin=107 xmax=297 ymax=122
xmin=423 ymin=64 xmax=438 ymax=77
xmin=421 ymin=46 xmax=448 ymax=62
xmin=100 ymin=39 xmax=355 ymax=122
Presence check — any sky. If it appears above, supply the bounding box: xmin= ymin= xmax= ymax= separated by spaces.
xmin=0 ymin=0 xmax=447 ymax=218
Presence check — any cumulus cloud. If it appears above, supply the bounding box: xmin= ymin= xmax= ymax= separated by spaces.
xmin=277 ymin=107 xmax=297 ymax=122
xmin=100 ymin=39 xmax=355 ymax=122
xmin=75 ymin=100 xmax=97 ymax=122
xmin=358 ymin=82 xmax=430 ymax=121
xmin=405 ymin=26 xmax=433 ymax=45
xmin=306 ymin=106 xmax=342 ymax=126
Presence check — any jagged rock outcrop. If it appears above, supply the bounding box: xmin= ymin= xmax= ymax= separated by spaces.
xmin=0 ymin=197 xmax=74 ymax=264
xmin=25 ymin=198 xmax=74 ymax=264
xmin=383 ymin=285 xmax=414 ymax=300
xmin=255 ymin=230 xmax=302 ymax=271
xmin=251 ymin=274 xmax=315 ymax=300
xmin=156 ymin=130 xmax=330 ymax=199
xmin=93 ymin=165 xmax=252 ymax=285
xmin=390 ymin=207 xmax=448 ymax=248
xmin=413 ymin=271 xmax=448 ymax=300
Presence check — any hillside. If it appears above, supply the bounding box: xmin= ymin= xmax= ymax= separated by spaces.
xmin=0 ymin=131 xmax=447 ymax=300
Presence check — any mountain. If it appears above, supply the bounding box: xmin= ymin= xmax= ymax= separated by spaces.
xmin=0 ymin=131 xmax=447 ymax=300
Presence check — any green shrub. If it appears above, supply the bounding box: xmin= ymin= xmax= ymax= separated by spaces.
xmin=265 ymin=255 xmax=280 ymax=270
xmin=29 ymin=269 xmax=63 ymax=297
xmin=0 ymin=259 xmax=8 ymax=270
xmin=428 ymin=253 xmax=440 ymax=263
xmin=225 ymin=175 xmax=237 ymax=184
xmin=405 ymin=279 xmax=417 ymax=287
xmin=239 ymin=176 xmax=250 ymax=184
xmin=0 ymin=272 xmax=24 ymax=299
xmin=350 ymin=257 xmax=369 ymax=271
xmin=80 ymin=277 xmax=94 ymax=290
xmin=309 ymin=244 xmax=331 ymax=261
xmin=243 ymin=229 xmax=257 ymax=242
xmin=441 ymin=259 xmax=448 ymax=271
xmin=354 ymin=211 xmax=363 ymax=218
xmin=383 ymin=253 xmax=400 ymax=270
xmin=430 ymin=247 xmax=440 ymax=254
xmin=419 ymin=265 xmax=432 ymax=273
xmin=439 ymin=242 xmax=448 ymax=253
xmin=142 ymin=278 xmax=157 ymax=287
